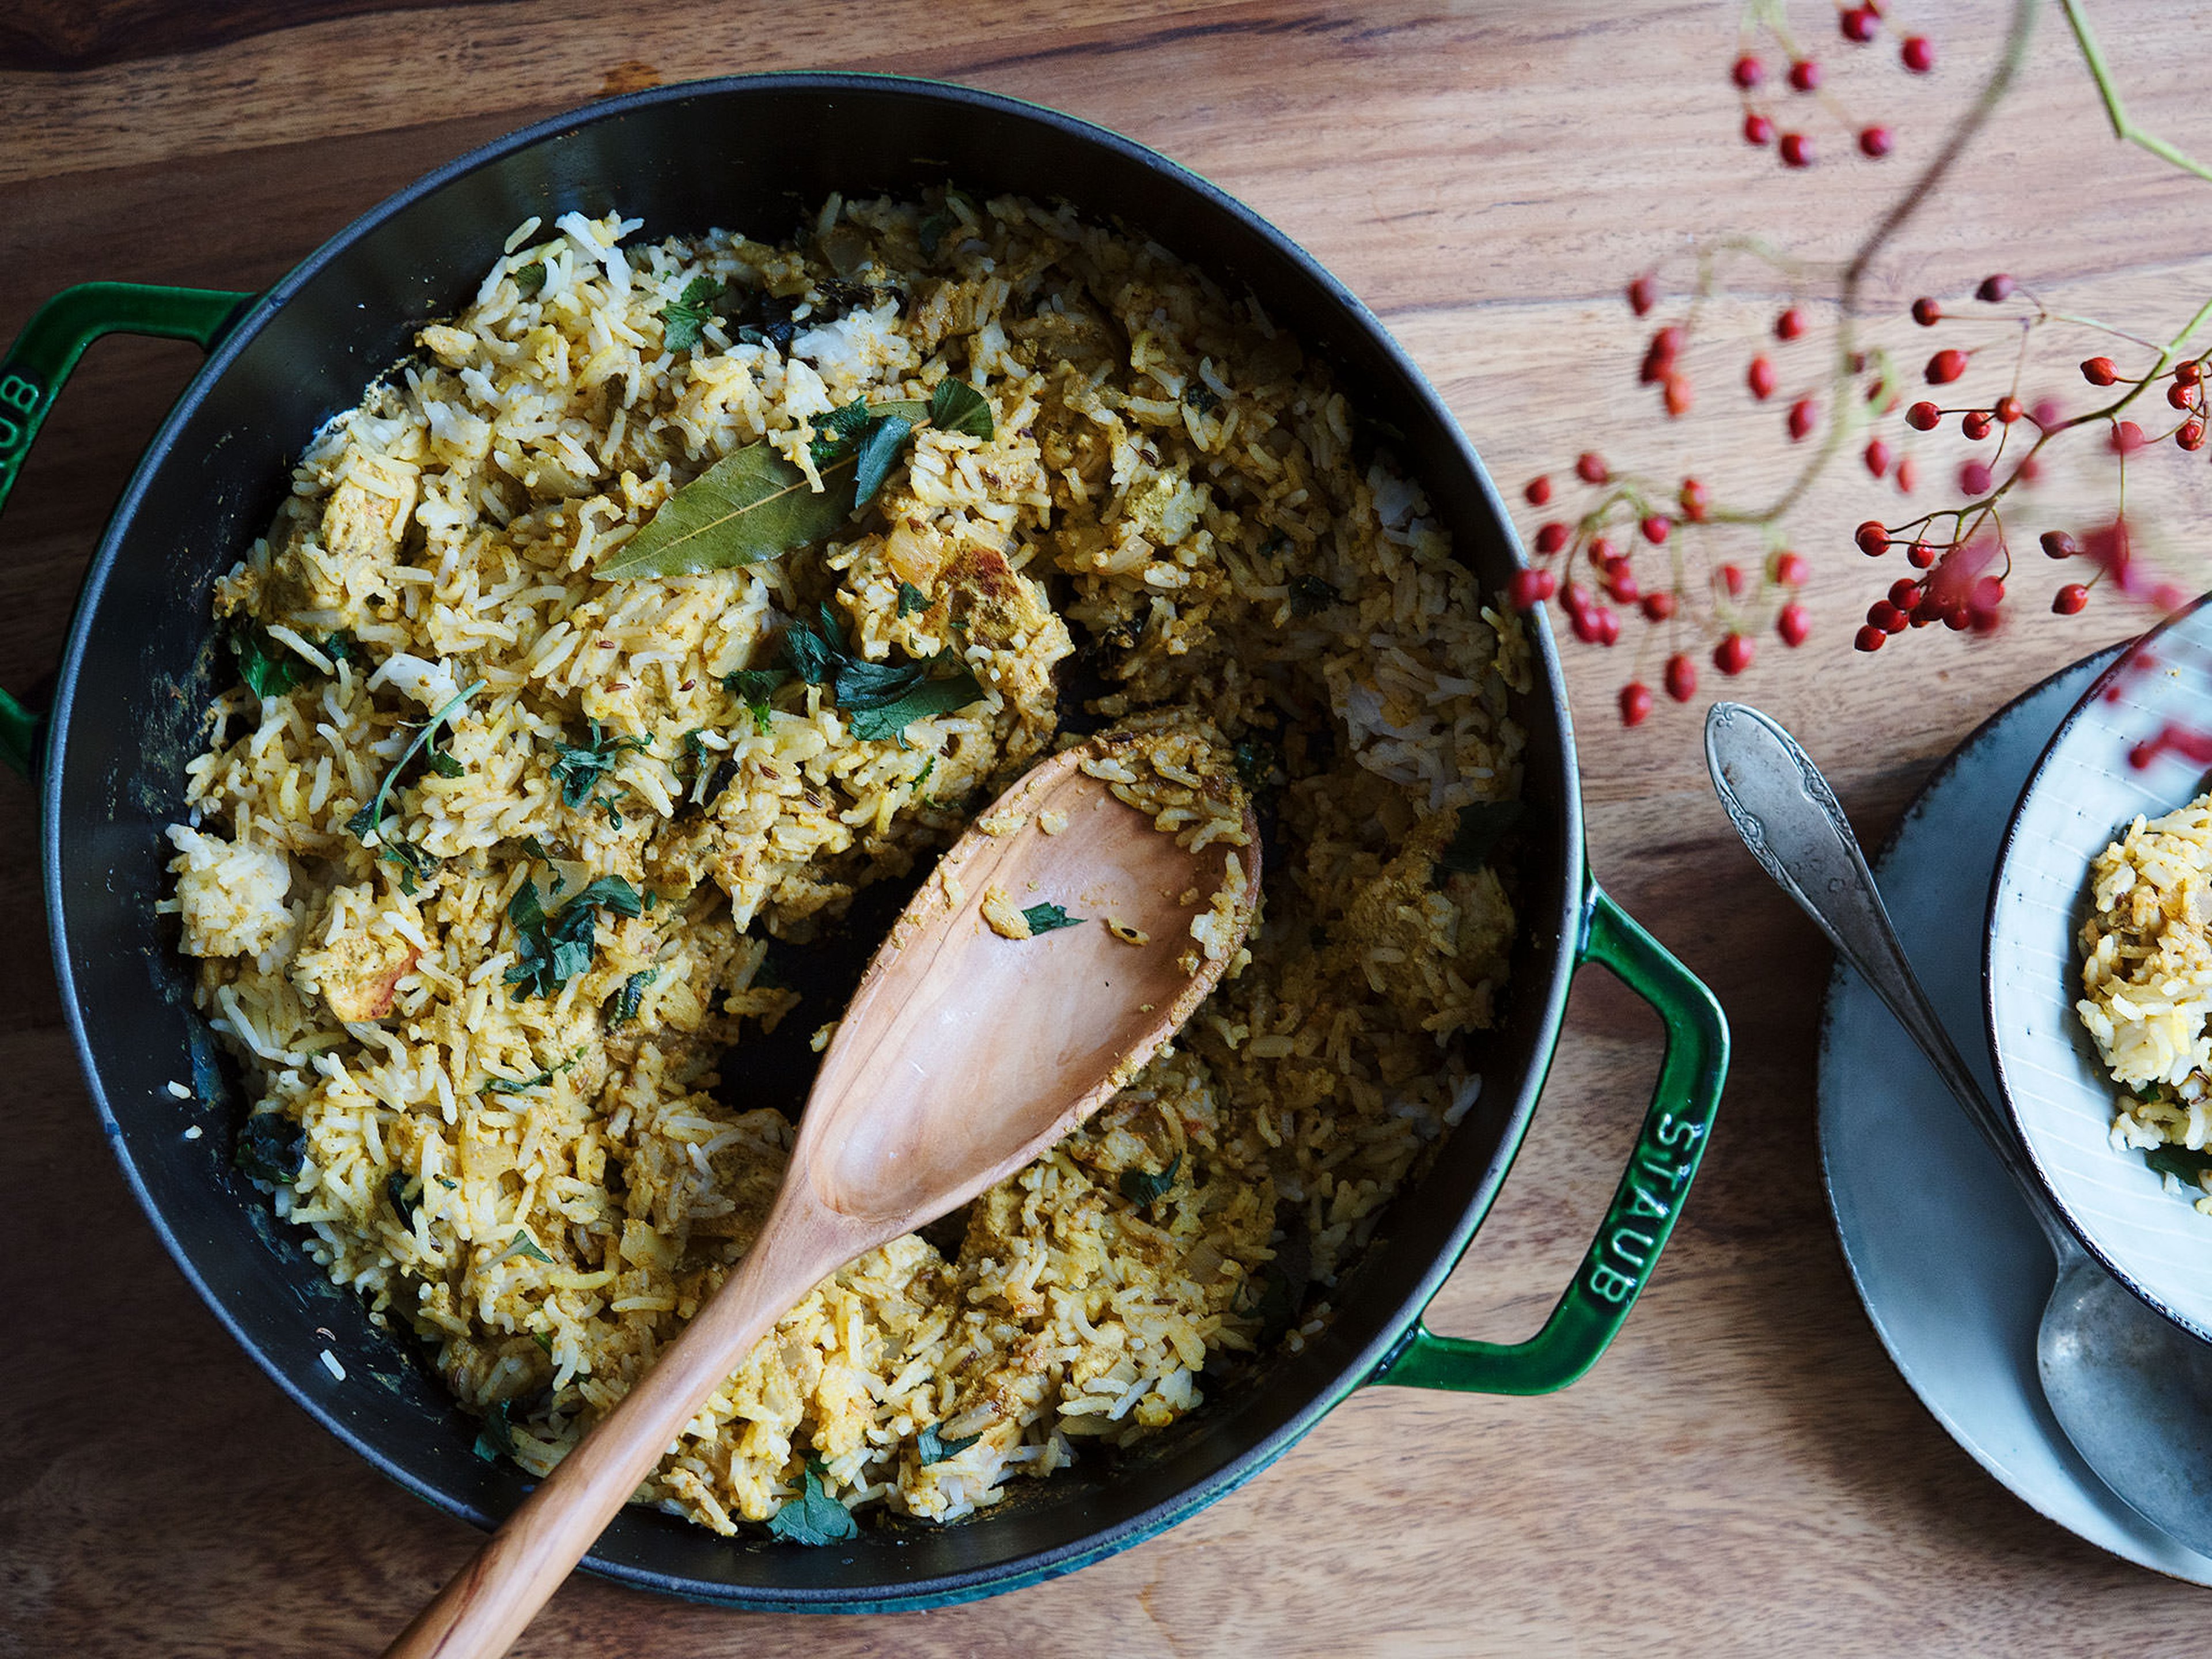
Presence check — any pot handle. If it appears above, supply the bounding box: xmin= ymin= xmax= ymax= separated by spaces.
xmin=0 ymin=282 xmax=256 ymax=778
xmin=1372 ymin=882 xmax=1728 ymax=1395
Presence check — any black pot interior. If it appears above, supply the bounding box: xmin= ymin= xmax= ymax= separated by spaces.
xmin=45 ymin=74 xmax=1583 ymax=1608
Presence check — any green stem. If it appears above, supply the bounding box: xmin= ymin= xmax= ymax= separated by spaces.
xmin=2061 ymin=0 xmax=2212 ymax=184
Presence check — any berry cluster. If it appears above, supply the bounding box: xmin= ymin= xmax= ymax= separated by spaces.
xmin=1732 ymin=2 xmax=1933 ymax=171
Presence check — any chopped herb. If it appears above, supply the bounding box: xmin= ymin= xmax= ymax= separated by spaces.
xmin=501 ymin=1231 xmax=553 ymax=1264
xmin=918 ymin=190 xmax=975 ymax=258
xmin=380 ymin=839 xmax=433 ymax=896
xmin=426 ymin=750 xmax=465 ymax=779
xmin=549 ymin=719 xmax=648 ymax=811
xmin=2146 ymin=1145 xmax=2212 ymax=1184
xmin=1021 ymin=902 xmax=1083 ymax=935
xmin=598 ymin=381 xmax=993 ymax=580
xmin=228 ymin=620 xmax=309 ymax=699
xmin=897 ymin=581 xmax=930 ymax=617
xmin=916 ymin=1425 xmax=981 ymax=1464
xmin=236 ymin=1111 xmax=306 ymax=1187
xmin=767 ymin=1460 xmax=859 ymax=1546
xmin=512 ymin=261 xmax=547 ymax=297
xmin=781 ymin=606 xmax=843 ymax=685
xmin=854 ymin=414 xmax=915 ymax=506
xmin=1185 ymin=381 xmax=1221 ymax=415
xmin=1233 ymin=738 xmax=1277 ymax=791
xmin=752 ymin=946 xmax=790 ymax=991
xmin=520 ymin=835 xmax=556 ymax=863
xmin=1434 ymin=799 xmax=1524 ymax=878
xmin=387 ymin=1171 xmax=420 ymax=1225
xmin=1289 ymin=575 xmax=1340 ymax=617
xmin=1248 ymin=1219 xmax=1312 ymax=1348
xmin=779 ymin=605 xmax=982 ymax=740
xmin=849 ymin=673 xmax=984 ymax=741
xmin=472 ymin=1397 xmax=516 ymax=1464
xmin=913 ymin=756 xmax=935 ymax=794
xmin=926 ymin=377 xmax=994 ymax=440
xmin=503 ymin=873 xmax=642 ymax=1002
xmin=608 ymin=967 xmax=658 ymax=1025
xmin=435 ymin=1175 xmax=460 ymax=1190
xmin=482 ymin=1054 xmax=577 ymax=1094
xmin=321 ymin=631 xmax=359 ymax=665
xmin=1119 ymin=1154 xmax=1181 ymax=1209
xmin=346 ymin=680 xmax=486 ymax=846
xmin=660 ymin=274 xmax=726 ymax=353
xmin=533 ymin=1330 xmax=554 ymax=1355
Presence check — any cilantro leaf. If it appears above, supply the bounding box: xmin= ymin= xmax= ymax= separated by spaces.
xmin=897 ymin=581 xmax=930 ymax=617
xmin=661 ymin=274 xmax=725 ymax=353
xmin=503 ymin=874 xmax=641 ymax=1001
xmin=548 ymin=719 xmax=648 ymax=811
xmin=472 ymin=1398 xmax=516 ymax=1464
xmin=1021 ymin=902 xmax=1083 ymax=935
xmin=927 ymin=377 xmax=994 ymax=440
xmin=1233 ymin=738 xmax=1276 ymax=791
xmin=236 ymin=1111 xmax=305 ymax=1187
xmin=782 ymin=604 xmax=845 ymax=685
xmin=724 ymin=665 xmax=791 ymax=734
xmin=847 ymin=670 xmax=984 ymax=741
xmin=808 ymin=397 xmax=876 ymax=467
xmin=501 ymin=1231 xmax=553 ymax=1264
xmin=388 ymin=1171 xmax=420 ymax=1225
xmin=512 ymin=262 xmax=547 ymax=298
xmin=1118 ymin=1154 xmax=1181 ymax=1209
xmin=346 ymin=680 xmax=485 ymax=846
xmin=853 ymin=413 xmax=915 ymax=506
xmin=608 ymin=967 xmax=658 ymax=1025
xmin=228 ymin=620 xmax=310 ymax=699
xmin=2146 ymin=1145 xmax=2212 ymax=1184
xmin=1434 ymin=800 xmax=1524 ymax=878
xmin=767 ymin=1461 xmax=858 ymax=1546
xmin=1289 ymin=575 xmax=1339 ymax=617
xmin=916 ymin=1425 xmax=981 ymax=1464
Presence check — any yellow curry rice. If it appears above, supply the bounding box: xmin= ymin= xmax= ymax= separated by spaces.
xmin=162 ymin=192 xmax=1528 ymax=1532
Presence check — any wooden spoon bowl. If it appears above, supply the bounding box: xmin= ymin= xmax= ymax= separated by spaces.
xmin=385 ymin=737 xmax=1260 ymax=1658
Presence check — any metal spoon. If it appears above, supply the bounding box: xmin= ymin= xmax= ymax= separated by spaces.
xmin=1706 ymin=699 xmax=2212 ymax=1557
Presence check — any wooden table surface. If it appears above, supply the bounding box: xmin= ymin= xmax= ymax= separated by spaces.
xmin=5 ymin=1 xmax=2210 ymax=1652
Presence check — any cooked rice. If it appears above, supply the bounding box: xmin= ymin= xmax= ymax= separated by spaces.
xmin=2078 ymin=794 xmax=2212 ymax=1212
xmin=163 ymin=192 xmax=1526 ymax=1533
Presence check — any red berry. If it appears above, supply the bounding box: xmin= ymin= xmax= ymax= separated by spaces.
xmin=1642 ymin=591 xmax=1677 ymax=622
xmin=2082 ymin=356 xmax=2119 ymax=386
xmin=1732 ymin=53 xmax=1765 ymax=89
xmin=1640 ymin=331 xmax=1681 ymax=385
xmin=2054 ymin=584 xmax=2089 ymax=615
xmin=1777 ymin=602 xmax=1810 ymax=647
xmin=1593 ymin=607 xmax=1622 ymax=646
xmin=1911 ymin=297 xmax=1942 ymax=327
xmin=1895 ymin=456 xmax=1918 ymax=494
xmin=1868 ymin=600 xmax=1902 ymax=631
xmin=1576 ymin=451 xmax=1610 ymax=484
xmin=1906 ymin=400 xmax=1941 ymax=430
xmin=1994 ymin=395 xmax=2024 ymax=424
xmin=1747 ymin=355 xmax=1778 ymax=400
xmin=1627 ymin=275 xmax=1657 ymax=316
xmin=1907 ymin=540 xmax=1936 ymax=568
xmin=1858 ymin=126 xmax=1893 ymax=158
xmin=1961 ymin=410 xmax=1993 ymax=440
xmin=1960 ymin=460 xmax=1994 ymax=494
xmin=2178 ymin=360 xmax=2204 ymax=388
xmin=1788 ymin=398 xmax=1817 ymax=440
xmin=1854 ymin=520 xmax=1889 ymax=556
xmin=2170 ymin=381 xmax=2196 ymax=410
xmin=1889 ymin=578 xmax=1921 ymax=608
xmin=1679 ymin=477 xmax=1710 ymax=521
xmin=1775 ymin=308 xmax=1806 ymax=341
xmin=1788 ymin=58 xmax=1821 ymax=92
xmin=1714 ymin=633 xmax=1753 ymax=675
xmin=2110 ymin=421 xmax=2146 ymax=453
xmin=1771 ymin=551 xmax=1809 ymax=586
xmin=2017 ymin=456 xmax=2041 ymax=484
xmin=2032 ymin=397 xmax=2065 ymax=426
xmin=2041 ymin=531 xmax=2078 ymax=559
xmin=1881 ymin=603 xmax=1910 ymax=635
xmin=1535 ymin=522 xmax=1569 ymax=555
xmin=1664 ymin=653 xmax=1697 ymax=702
xmin=1508 ymin=568 xmax=1555 ymax=609
xmin=1944 ymin=608 xmax=1970 ymax=631
xmin=1619 ymin=682 xmax=1653 ymax=726
xmin=1588 ymin=536 xmax=1619 ymax=569
xmin=1926 ymin=349 xmax=1968 ymax=384
xmin=1900 ymin=34 xmax=1933 ymax=72
xmin=1664 ymin=374 xmax=1694 ymax=416
xmin=1641 ymin=514 xmax=1671 ymax=545
xmin=1975 ymin=274 xmax=2015 ymax=303
xmin=1525 ymin=477 xmax=1552 ymax=506
xmin=1855 ymin=623 xmax=1886 ymax=652
xmin=1841 ymin=7 xmax=1878 ymax=42
xmin=1564 ymin=581 xmax=1593 ymax=615
xmin=2181 ymin=420 xmax=2208 ymax=452
xmin=1718 ymin=562 xmax=1744 ymax=597
xmin=1605 ymin=570 xmax=1641 ymax=604
xmin=1864 ymin=437 xmax=1891 ymax=478
xmin=1779 ymin=132 xmax=1813 ymax=168
xmin=1744 ymin=112 xmax=1775 ymax=147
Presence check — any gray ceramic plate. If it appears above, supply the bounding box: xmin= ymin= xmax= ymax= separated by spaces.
xmin=1818 ymin=645 xmax=2212 ymax=1582
xmin=1988 ymin=603 xmax=2212 ymax=1344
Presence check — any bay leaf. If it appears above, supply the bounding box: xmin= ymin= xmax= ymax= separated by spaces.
xmin=597 ymin=444 xmax=862 ymax=579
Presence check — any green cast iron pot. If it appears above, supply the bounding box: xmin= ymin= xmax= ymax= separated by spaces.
xmin=0 ymin=73 xmax=1729 ymax=1612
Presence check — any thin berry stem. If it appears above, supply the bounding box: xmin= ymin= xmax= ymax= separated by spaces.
xmin=2061 ymin=0 xmax=2212 ymax=184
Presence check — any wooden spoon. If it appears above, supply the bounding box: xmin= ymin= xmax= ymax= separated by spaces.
xmin=384 ymin=738 xmax=1261 ymax=1658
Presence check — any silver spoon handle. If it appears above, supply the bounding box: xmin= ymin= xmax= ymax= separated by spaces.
xmin=1703 ymin=701 xmax=2066 ymax=1244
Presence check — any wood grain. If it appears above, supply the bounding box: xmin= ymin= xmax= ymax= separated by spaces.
xmin=3 ymin=2 xmax=2212 ymax=1654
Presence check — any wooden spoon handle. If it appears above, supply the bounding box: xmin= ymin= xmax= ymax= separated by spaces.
xmin=382 ymin=1198 xmax=861 ymax=1659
